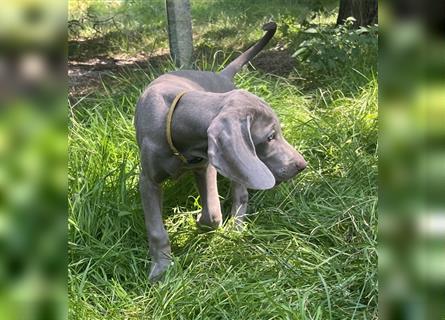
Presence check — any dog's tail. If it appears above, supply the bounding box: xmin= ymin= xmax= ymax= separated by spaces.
xmin=220 ymin=22 xmax=277 ymax=81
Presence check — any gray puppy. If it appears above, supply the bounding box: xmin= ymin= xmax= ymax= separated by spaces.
xmin=135 ymin=22 xmax=306 ymax=281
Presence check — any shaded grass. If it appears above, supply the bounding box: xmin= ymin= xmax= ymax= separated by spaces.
xmin=68 ymin=0 xmax=319 ymax=56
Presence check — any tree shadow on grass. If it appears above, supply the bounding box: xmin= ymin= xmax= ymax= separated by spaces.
xmin=201 ymin=26 xmax=240 ymax=41
xmin=69 ymin=30 xmax=143 ymax=62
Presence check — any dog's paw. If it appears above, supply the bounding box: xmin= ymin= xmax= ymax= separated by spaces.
xmin=233 ymin=218 xmax=248 ymax=232
xmin=148 ymin=258 xmax=173 ymax=282
xmin=196 ymin=212 xmax=222 ymax=230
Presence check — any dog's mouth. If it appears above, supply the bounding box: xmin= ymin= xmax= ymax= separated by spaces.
xmin=274 ymin=174 xmax=287 ymax=185
xmin=274 ymin=168 xmax=304 ymax=186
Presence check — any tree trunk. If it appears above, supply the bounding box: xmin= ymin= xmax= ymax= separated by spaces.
xmin=337 ymin=0 xmax=378 ymax=27
xmin=166 ymin=0 xmax=193 ymax=68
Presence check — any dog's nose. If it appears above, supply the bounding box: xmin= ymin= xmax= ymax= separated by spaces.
xmin=296 ymin=159 xmax=307 ymax=172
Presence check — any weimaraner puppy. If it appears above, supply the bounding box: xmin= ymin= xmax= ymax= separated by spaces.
xmin=135 ymin=22 xmax=307 ymax=281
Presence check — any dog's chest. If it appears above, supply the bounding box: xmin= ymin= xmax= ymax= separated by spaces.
xmin=170 ymin=157 xmax=208 ymax=179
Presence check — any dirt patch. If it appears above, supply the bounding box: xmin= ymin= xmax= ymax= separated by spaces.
xmin=251 ymin=47 xmax=296 ymax=77
xmin=68 ymin=51 xmax=169 ymax=99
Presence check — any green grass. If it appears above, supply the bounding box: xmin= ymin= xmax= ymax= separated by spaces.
xmin=69 ymin=1 xmax=377 ymax=319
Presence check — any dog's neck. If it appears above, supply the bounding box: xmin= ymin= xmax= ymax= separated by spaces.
xmin=171 ymin=92 xmax=225 ymax=160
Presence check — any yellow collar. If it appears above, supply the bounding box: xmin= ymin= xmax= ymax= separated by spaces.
xmin=166 ymin=91 xmax=188 ymax=163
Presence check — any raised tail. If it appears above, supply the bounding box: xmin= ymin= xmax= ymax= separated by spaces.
xmin=220 ymin=22 xmax=277 ymax=81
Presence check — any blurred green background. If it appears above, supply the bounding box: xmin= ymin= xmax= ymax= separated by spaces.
xmin=379 ymin=2 xmax=445 ymax=319
xmin=0 ymin=0 xmax=66 ymax=319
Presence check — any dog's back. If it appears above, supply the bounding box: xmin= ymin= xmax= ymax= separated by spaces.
xmin=150 ymin=70 xmax=235 ymax=93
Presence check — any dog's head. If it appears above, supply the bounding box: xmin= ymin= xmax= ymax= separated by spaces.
xmin=207 ymin=90 xmax=306 ymax=190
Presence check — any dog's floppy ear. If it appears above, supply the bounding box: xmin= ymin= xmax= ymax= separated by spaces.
xmin=207 ymin=112 xmax=275 ymax=190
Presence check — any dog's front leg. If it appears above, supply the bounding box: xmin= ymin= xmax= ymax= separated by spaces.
xmin=194 ymin=165 xmax=222 ymax=229
xmin=139 ymin=171 xmax=171 ymax=281
xmin=231 ymin=181 xmax=249 ymax=228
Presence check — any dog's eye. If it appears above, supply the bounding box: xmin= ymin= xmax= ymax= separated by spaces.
xmin=267 ymin=132 xmax=276 ymax=142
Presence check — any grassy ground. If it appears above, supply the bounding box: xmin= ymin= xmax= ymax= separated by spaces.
xmin=69 ymin=1 xmax=377 ymax=319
